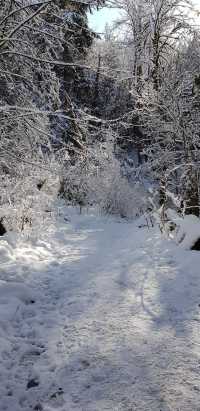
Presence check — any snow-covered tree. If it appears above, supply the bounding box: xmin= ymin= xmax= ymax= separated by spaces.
xmin=0 ymin=0 xmax=105 ymax=232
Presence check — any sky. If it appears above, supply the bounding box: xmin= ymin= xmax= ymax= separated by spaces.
xmin=88 ymin=7 xmax=120 ymax=33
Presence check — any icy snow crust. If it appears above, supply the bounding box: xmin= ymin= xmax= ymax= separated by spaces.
xmin=1 ymin=208 xmax=200 ymax=410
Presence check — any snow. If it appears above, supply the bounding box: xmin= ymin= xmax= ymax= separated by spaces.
xmin=175 ymin=214 xmax=200 ymax=249
xmin=1 ymin=207 xmax=200 ymax=410
xmin=167 ymin=209 xmax=200 ymax=249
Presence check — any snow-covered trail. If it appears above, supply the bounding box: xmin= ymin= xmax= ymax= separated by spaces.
xmin=1 ymin=209 xmax=200 ymax=411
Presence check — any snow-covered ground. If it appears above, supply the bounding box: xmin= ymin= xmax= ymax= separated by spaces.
xmin=1 ymin=208 xmax=200 ymax=411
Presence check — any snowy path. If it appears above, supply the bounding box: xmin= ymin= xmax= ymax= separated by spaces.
xmin=1 ymin=209 xmax=200 ymax=410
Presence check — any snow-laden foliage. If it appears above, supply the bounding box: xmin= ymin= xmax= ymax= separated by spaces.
xmin=95 ymin=0 xmax=200 ymax=224
xmin=0 ymin=1 xmax=64 ymax=165
xmin=1 ymin=0 xmax=200 ymax=236
xmin=0 ymin=0 xmax=106 ymax=233
xmin=61 ymin=143 xmax=148 ymax=218
xmin=0 ymin=159 xmax=62 ymax=235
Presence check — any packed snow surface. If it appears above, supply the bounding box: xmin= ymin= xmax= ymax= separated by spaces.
xmin=1 ymin=207 xmax=200 ymax=411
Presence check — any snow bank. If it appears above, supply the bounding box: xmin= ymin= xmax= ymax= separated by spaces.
xmin=0 ymin=280 xmax=37 ymax=324
xmin=176 ymin=214 xmax=200 ymax=249
xmin=0 ymin=240 xmax=13 ymax=263
xmin=167 ymin=209 xmax=200 ymax=249
xmin=0 ymin=235 xmax=40 ymax=329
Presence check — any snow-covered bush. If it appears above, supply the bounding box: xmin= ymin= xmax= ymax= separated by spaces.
xmin=60 ymin=154 xmax=91 ymax=209
xmin=61 ymin=143 xmax=148 ymax=218
xmin=0 ymin=159 xmax=61 ymax=236
xmin=89 ymin=156 xmax=147 ymax=218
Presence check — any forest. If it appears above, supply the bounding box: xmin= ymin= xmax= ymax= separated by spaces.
xmin=0 ymin=0 xmax=200 ymax=238
xmin=1 ymin=1 xmax=200 ymax=410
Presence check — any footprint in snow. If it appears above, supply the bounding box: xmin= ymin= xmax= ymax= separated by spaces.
xmin=34 ymin=404 xmax=43 ymax=411
xmin=26 ymin=378 xmax=40 ymax=390
xmin=20 ymin=348 xmax=45 ymax=366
